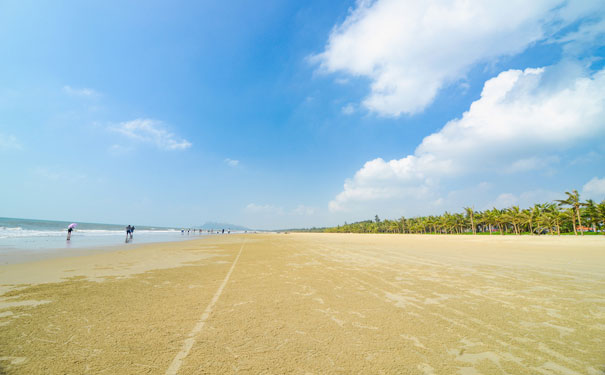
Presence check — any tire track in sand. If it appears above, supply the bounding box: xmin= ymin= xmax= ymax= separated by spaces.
xmin=166 ymin=239 xmax=246 ymax=375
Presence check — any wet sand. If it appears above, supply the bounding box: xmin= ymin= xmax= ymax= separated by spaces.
xmin=0 ymin=233 xmax=604 ymax=374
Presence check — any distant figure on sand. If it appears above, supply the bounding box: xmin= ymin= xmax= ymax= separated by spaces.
xmin=126 ymin=225 xmax=132 ymax=242
xmin=130 ymin=225 xmax=135 ymax=239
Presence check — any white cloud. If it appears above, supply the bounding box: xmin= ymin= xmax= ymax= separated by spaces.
xmin=0 ymin=133 xmax=21 ymax=150
xmin=63 ymin=85 xmax=99 ymax=97
xmin=341 ymin=103 xmax=355 ymax=115
xmin=330 ymin=65 xmax=605 ymax=214
xmin=224 ymin=158 xmax=240 ymax=167
xmin=112 ymin=119 xmax=192 ymax=151
xmin=314 ymin=0 xmax=605 ymax=116
xmin=582 ymin=177 xmax=605 ymax=201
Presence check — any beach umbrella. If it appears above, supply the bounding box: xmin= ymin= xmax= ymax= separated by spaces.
xmin=68 ymin=223 xmax=77 ymax=229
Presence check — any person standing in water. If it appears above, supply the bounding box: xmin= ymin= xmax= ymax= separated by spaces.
xmin=67 ymin=227 xmax=73 ymax=241
xmin=130 ymin=225 xmax=135 ymax=239
xmin=126 ymin=225 xmax=131 ymax=242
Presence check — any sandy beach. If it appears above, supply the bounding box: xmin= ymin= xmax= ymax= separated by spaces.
xmin=0 ymin=233 xmax=604 ymax=374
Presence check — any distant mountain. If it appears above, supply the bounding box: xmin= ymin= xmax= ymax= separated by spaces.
xmin=198 ymin=222 xmax=251 ymax=231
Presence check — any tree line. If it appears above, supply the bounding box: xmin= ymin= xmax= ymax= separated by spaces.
xmin=312 ymin=190 xmax=605 ymax=235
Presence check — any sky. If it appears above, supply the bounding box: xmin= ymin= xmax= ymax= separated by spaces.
xmin=1 ymin=0 xmax=605 ymax=229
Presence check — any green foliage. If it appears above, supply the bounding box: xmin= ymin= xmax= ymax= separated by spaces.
xmin=314 ymin=191 xmax=605 ymax=236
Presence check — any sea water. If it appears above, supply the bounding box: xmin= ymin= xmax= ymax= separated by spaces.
xmin=0 ymin=217 xmax=210 ymax=261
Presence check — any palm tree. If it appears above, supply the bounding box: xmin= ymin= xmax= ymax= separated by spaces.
xmin=319 ymin=187 xmax=599 ymax=236
xmin=564 ymin=208 xmax=577 ymax=234
xmin=584 ymin=199 xmax=599 ymax=233
xmin=453 ymin=213 xmax=465 ymax=234
xmin=483 ymin=209 xmax=498 ymax=235
xmin=489 ymin=208 xmax=506 ymax=235
xmin=387 ymin=220 xmax=399 ymax=233
xmin=445 ymin=215 xmax=453 ymax=234
xmin=597 ymin=201 xmax=605 ymax=235
xmin=507 ymin=206 xmax=523 ymax=235
xmin=464 ymin=207 xmax=476 ymax=235
xmin=398 ymin=217 xmax=407 ymax=234
xmin=544 ymin=203 xmax=563 ymax=235
xmin=556 ymin=190 xmax=587 ymax=235
xmin=526 ymin=204 xmax=541 ymax=235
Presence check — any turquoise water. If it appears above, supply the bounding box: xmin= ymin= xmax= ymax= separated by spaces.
xmin=0 ymin=217 xmax=209 ymax=254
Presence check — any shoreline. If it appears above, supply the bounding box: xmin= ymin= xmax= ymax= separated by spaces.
xmin=0 ymin=233 xmax=220 ymax=265
xmin=0 ymin=236 xmax=228 ymax=297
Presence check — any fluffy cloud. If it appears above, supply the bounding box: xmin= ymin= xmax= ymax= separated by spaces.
xmin=582 ymin=177 xmax=605 ymax=200
xmin=314 ymin=0 xmax=605 ymax=116
xmin=113 ymin=119 xmax=192 ymax=151
xmin=224 ymin=158 xmax=240 ymax=167
xmin=330 ymin=65 xmax=605 ymax=213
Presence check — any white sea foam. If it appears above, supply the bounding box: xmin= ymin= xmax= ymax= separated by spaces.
xmin=0 ymin=218 xmax=213 ymax=254
xmin=0 ymin=227 xmax=180 ymax=239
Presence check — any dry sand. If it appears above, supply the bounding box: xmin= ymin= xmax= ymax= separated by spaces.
xmin=0 ymin=233 xmax=604 ymax=374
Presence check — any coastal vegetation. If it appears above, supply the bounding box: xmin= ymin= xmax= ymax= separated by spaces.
xmin=315 ymin=190 xmax=605 ymax=235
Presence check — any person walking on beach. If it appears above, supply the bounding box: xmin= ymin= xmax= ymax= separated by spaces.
xmin=126 ymin=225 xmax=132 ymax=242
xmin=130 ymin=225 xmax=135 ymax=239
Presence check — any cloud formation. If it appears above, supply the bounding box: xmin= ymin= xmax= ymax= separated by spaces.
xmin=341 ymin=103 xmax=355 ymax=115
xmin=330 ymin=65 xmax=605 ymax=213
xmin=224 ymin=158 xmax=240 ymax=167
xmin=582 ymin=177 xmax=605 ymax=200
xmin=0 ymin=133 xmax=21 ymax=150
xmin=113 ymin=119 xmax=192 ymax=151
xmin=314 ymin=0 xmax=605 ymax=116
xmin=63 ymin=85 xmax=99 ymax=97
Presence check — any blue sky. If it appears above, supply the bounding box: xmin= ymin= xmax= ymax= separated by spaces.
xmin=1 ymin=0 xmax=605 ymax=229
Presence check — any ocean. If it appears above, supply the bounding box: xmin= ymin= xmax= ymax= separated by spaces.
xmin=0 ymin=217 xmax=209 ymax=262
